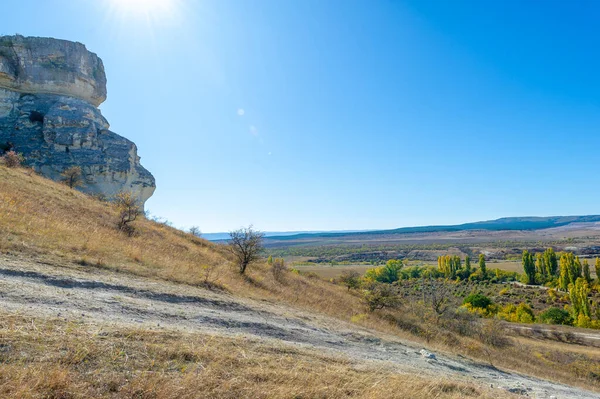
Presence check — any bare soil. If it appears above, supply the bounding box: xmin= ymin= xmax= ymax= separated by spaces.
xmin=0 ymin=254 xmax=597 ymax=399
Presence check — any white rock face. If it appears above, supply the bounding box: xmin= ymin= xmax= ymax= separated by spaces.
xmin=0 ymin=35 xmax=155 ymax=206
xmin=0 ymin=35 xmax=106 ymax=107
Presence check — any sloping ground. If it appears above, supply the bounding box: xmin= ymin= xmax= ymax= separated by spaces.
xmin=0 ymin=254 xmax=597 ymax=399
xmin=1 ymin=165 xmax=600 ymax=398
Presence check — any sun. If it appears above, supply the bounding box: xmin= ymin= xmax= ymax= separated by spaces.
xmin=106 ymin=0 xmax=181 ymax=25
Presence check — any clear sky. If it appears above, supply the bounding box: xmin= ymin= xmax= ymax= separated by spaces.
xmin=3 ymin=0 xmax=600 ymax=233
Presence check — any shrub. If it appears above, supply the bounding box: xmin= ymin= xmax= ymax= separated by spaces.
xmin=339 ymin=270 xmax=361 ymax=290
xmin=538 ymin=307 xmax=573 ymax=326
xmin=575 ymin=314 xmax=600 ymax=329
xmin=271 ymin=258 xmax=287 ymax=282
xmin=362 ymin=282 xmax=401 ymax=312
xmin=115 ymin=192 xmax=141 ymax=236
xmin=477 ymin=318 xmax=511 ymax=349
xmin=1 ymin=150 xmax=24 ymax=168
xmin=498 ymin=303 xmax=535 ymax=323
xmin=462 ymin=293 xmax=497 ymax=317
xmin=463 ymin=293 xmax=492 ymax=309
xmin=61 ymin=166 xmax=83 ymax=189
xmin=199 ymin=263 xmax=221 ymax=288
xmin=364 ymin=259 xmax=402 ymax=283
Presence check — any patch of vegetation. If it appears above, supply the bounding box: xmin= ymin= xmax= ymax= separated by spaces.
xmin=539 ymin=307 xmax=573 ymax=326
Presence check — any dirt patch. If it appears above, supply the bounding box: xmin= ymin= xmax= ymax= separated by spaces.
xmin=0 ymin=254 xmax=597 ymax=399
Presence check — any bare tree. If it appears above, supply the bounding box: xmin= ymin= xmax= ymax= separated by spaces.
xmin=422 ymin=281 xmax=450 ymax=324
xmin=189 ymin=226 xmax=202 ymax=238
xmin=229 ymin=225 xmax=264 ymax=274
xmin=61 ymin=166 xmax=83 ymax=189
xmin=115 ymin=192 xmax=141 ymax=236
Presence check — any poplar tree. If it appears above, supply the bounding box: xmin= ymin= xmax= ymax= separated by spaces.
xmin=583 ymin=259 xmax=592 ymax=283
xmin=522 ymin=250 xmax=536 ymax=285
xmin=575 ymin=256 xmax=583 ymax=280
xmin=559 ymin=252 xmax=581 ymax=291
xmin=535 ymin=252 xmax=545 ymax=276
xmin=543 ymin=248 xmax=558 ymax=276
xmin=569 ymin=277 xmax=591 ymax=319
xmin=596 ymin=257 xmax=600 ymax=283
xmin=465 ymin=255 xmax=471 ymax=273
xmin=479 ymin=254 xmax=486 ymax=277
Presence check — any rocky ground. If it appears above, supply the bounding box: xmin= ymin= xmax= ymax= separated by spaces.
xmin=0 ymin=254 xmax=598 ymax=399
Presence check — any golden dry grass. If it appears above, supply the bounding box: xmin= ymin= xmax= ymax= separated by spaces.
xmin=0 ymin=166 xmax=366 ymax=322
xmin=1 ymin=165 xmax=600 ymax=395
xmin=0 ymin=313 xmax=503 ymax=399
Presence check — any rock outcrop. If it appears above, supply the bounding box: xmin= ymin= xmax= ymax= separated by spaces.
xmin=0 ymin=35 xmax=155 ymax=205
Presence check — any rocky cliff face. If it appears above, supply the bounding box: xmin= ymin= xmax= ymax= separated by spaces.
xmin=0 ymin=35 xmax=155 ymax=205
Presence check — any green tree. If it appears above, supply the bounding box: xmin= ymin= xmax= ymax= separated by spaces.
xmin=463 ymin=293 xmax=492 ymax=309
xmin=583 ymin=259 xmax=592 ymax=283
xmin=569 ymin=277 xmax=591 ymax=319
xmin=381 ymin=259 xmax=403 ymax=283
xmin=596 ymin=257 xmax=600 ymax=283
xmin=365 ymin=259 xmax=403 ymax=284
xmin=478 ymin=254 xmax=487 ymax=277
xmin=464 ymin=255 xmax=471 ymax=273
xmin=574 ymin=256 xmax=582 ymax=280
xmin=522 ymin=250 xmax=536 ymax=284
xmin=542 ymin=248 xmax=558 ymax=276
xmin=539 ymin=307 xmax=573 ymax=325
xmin=559 ymin=252 xmax=580 ymax=291
xmin=535 ymin=252 xmax=545 ymax=276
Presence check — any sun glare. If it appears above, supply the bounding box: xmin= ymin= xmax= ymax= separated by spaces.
xmin=106 ymin=0 xmax=181 ymax=25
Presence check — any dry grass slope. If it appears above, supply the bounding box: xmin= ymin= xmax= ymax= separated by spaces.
xmin=0 ymin=166 xmax=365 ymax=321
xmin=1 ymin=165 xmax=600 ymax=396
xmin=0 ymin=313 xmax=503 ymax=399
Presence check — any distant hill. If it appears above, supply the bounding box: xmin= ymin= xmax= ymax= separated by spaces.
xmin=261 ymin=215 xmax=600 ymax=241
xmin=203 ymin=230 xmax=368 ymax=241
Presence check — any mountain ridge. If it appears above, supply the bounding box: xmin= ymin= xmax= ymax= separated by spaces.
xmin=207 ymin=215 xmax=600 ymax=241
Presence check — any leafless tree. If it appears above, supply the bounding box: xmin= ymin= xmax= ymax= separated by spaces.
xmin=115 ymin=192 xmax=141 ymax=236
xmin=229 ymin=225 xmax=264 ymax=274
xmin=61 ymin=166 xmax=83 ymax=189
xmin=189 ymin=226 xmax=202 ymax=238
xmin=422 ymin=281 xmax=451 ymax=324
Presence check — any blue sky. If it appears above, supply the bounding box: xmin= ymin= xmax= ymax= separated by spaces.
xmin=3 ymin=0 xmax=600 ymax=232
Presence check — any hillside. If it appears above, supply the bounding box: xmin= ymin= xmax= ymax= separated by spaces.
xmin=1 ymin=165 xmax=600 ymax=398
xmin=261 ymin=215 xmax=600 ymax=244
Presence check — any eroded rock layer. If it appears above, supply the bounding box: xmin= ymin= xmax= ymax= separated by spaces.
xmin=0 ymin=35 xmax=155 ymax=205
